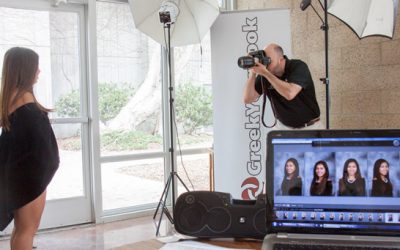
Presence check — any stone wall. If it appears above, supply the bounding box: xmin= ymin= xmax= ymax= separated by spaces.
xmin=237 ymin=0 xmax=400 ymax=129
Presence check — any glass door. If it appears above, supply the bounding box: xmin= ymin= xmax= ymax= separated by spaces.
xmin=0 ymin=0 xmax=91 ymax=234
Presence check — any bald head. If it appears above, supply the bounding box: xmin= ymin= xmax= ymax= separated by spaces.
xmin=264 ymin=43 xmax=284 ymax=58
xmin=263 ymin=43 xmax=285 ymax=76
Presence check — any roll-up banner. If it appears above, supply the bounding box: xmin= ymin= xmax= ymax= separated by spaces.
xmin=211 ymin=9 xmax=291 ymax=199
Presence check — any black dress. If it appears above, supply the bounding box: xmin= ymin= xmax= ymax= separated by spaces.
xmin=371 ymin=178 xmax=393 ymax=197
xmin=338 ymin=178 xmax=366 ymax=196
xmin=310 ymin=179 xmax=333 ymax=196
xmin=281 ymin=177 xmax=303 ymax=196
xmin=0 ymin=103 xmax=59 ymax=231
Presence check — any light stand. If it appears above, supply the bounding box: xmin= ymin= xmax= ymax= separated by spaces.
xmin=153 ymin=10 xmax=190 ymax=236
xmin=301 ymin=0 xmax=330 ymax=129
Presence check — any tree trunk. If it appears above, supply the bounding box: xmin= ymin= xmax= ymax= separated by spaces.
xmin=106 ymin=45 xmax=196 ymax=134
xmin=107 ymin=49 xmax=161 ymax=133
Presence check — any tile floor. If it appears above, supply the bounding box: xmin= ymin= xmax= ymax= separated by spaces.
xmin=0 ymin=216 xmax=169 ymax=250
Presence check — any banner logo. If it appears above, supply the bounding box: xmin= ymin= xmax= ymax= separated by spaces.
xmin=241 ymin=16 xmax=263 ymax=199
xmin=241 ymin=177 xmax=261 ymax=200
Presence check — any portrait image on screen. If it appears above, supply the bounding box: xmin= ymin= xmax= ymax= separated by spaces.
xmin=368 ymin=152 xmax=400 ymax=197
xmin=274 ymin=152 xmax=304 ymax=196
xmin=304 ymin=152 xmax=335 ymax=196
xmin=336 ymin=152 xmax=368 ymax=197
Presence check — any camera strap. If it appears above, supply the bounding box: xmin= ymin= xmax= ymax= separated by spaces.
xmin=260 ymin=77 xmax=277 ymax=128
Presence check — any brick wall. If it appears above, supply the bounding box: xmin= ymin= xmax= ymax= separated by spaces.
xmin=237 ymin=0 xmax=400 ymax=129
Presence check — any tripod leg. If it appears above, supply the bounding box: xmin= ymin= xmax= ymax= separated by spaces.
xmin=155 ymin=173 xmax=174 ymax=236
xmin=153 ymin=174 xmax=172 ymax=220
xmin=162 ymin=206 xmax=174 ymax=224
xmin=175 ymin=172 xmax=190 ymax=192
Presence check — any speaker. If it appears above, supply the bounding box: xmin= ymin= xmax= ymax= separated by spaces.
xmin=173 ymin=191 xmax=267 ymax=239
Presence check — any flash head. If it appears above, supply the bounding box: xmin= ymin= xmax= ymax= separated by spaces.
xmin=158 ymin=1 xmax=179 ymax=24
xmin=159 ymin=11 xmax=171 ymax=23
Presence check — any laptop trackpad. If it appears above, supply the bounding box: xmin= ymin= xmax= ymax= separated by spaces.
xmin=262 ymin=234 xmax=400 ymax=250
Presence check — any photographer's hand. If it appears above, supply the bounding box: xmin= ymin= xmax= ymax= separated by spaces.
xmin=243 ymin=65 xmax=260 ymax=104
xmin=251 ymin=62 xmax=302 ymax=101
xmin=250 ymin=61 xmax=269 ymax=76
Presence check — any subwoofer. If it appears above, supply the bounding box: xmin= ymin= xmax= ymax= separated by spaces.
xmin=173 ymin=191 xmax=267 ymax=238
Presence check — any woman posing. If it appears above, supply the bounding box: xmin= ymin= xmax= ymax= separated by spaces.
xmin=281 ymin=158 xmax=303 ymax=196
xmin=0 ymin=47 xmax=59 ymax=250
xmin=371 ymin=159 xmax=393 ymax=197
xmin=310 ymin=160 xmax=333 ymax=196
xmin=338 ymin=158 xmax=366 ymax=196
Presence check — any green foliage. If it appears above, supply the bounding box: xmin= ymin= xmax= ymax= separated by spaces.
xmin=60 ymin=132 xmax=212 ymax=151
xmin=55 ymin=89 xmax=80 ymax=117
xmin=175 ymin=83 xmax=212 ymax=134
xmin=55 ymin=83 xmax=133 ymax=122
xmin=98 ymin=84 xmax=133 ymax=122
xmin=101 ymin=130 xmax=162 ymax=150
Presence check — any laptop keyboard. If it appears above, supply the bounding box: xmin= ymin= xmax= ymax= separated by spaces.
xmin=273 ymin=243 xmax=399 ymax=250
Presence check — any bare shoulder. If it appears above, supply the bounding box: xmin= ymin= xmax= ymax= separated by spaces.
xmin=19 ymin=92 xmax=35 ymax=104
xmin=9 ymin=92 xmax=35 ymax=114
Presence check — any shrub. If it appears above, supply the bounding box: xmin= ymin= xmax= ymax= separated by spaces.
xmin=55 ymin=83 xmax=133 ymax=122
xmin=55 ymin=89 xmax=80 ymax=117
xmin=175 ymin=83 xmax=212 ymax=134
xmin=101 ymin=130 xmax=162 ymax=150
xmin=98 ymin=84 xmax=133 ymax=122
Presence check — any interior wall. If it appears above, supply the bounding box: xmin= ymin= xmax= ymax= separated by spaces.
xmin=237 ymin=0 xmax=400 ymax=129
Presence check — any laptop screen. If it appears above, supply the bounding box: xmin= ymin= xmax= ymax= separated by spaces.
xmin=266 ymin=130 xmax=400 ymax=236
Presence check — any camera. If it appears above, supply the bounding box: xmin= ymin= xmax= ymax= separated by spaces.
xmin=159 ymin=11 xmax=171 ymax=24
xmin=237 ymin=50 xmax=271 ymax=69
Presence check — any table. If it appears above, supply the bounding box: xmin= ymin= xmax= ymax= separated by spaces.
xmin=113 ymin=238 xmax=263 ymax=250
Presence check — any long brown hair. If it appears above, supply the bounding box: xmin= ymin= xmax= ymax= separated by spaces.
xmin=342 ymin=158 xmax=362 ymax=180
xmin=284 ymin=158 xmax=300 ymax=179
xmin=373 ymin=158 xmax=390 ymax=181
xmin=0 ymin=47 xmax=50 ymax=131
xmin=312 ymin=160 xmax=330 ymax=183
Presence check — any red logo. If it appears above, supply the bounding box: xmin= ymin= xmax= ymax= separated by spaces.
xmin=241 ymin=177 xmax=260 ymax=200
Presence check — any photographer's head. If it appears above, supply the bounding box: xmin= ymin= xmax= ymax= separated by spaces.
xmin=264 ymin=43 xmax=285 ymax=77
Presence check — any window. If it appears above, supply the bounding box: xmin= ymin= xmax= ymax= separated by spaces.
xmin=0 ymin=1 xmax=91 ymax=231
xmin=96 ymin=1 xmax=165 ymax=213
xmin=96 ymin=1 xmax=214 ymax=213
xmin=97 ymin=1 xmax=163 ymax=157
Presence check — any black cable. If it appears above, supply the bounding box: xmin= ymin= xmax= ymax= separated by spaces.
xmin=311 ymin=3 xmax=325 ymax=25
xmin=173 ymin=108 xmax=196 ymax=191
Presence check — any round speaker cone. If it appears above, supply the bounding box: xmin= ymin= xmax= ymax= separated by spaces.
xmin=206 ymin=207 xmax=231 ymax=233
xmin=185 ymin=194 xmax=195 ymax=204
xmin=177 ymin=204 xmax=207 ymax=233
xmin=253 ymin=208 xmax=266 ymax=234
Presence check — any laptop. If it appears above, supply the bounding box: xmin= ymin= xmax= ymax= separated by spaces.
xmin=262 ymin=129 xmax=400 ymax=250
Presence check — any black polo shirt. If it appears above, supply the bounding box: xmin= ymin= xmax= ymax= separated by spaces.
xmin=255 ymin=56 xmax=320 ymax=128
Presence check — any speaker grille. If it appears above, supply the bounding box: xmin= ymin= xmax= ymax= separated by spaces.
xmin=174 ymin=191 xmax=266 ymax=238
xmin=253 ymin=207 xmax=266 ymax=234
xmin=207 ymin=207 xmax=231 ymax=233
xmin=176 ymin=202 xmax=207 ymax=234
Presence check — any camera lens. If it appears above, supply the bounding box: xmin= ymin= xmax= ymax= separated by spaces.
xmin=237 ymin=56 xmax=256 ymax=69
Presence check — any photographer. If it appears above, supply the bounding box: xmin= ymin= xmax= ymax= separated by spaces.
xmin=243 ymin=43 xmax=321 ymax=129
